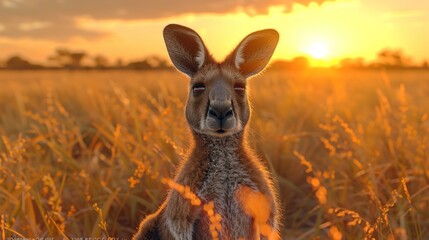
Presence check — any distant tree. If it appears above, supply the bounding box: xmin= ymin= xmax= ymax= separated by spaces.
xmin=115 ymin=58 xmax=124 ymax=68
xmin=126 ymin=56 xmax=171 ymax=70
xmin=422 ymin=61 xmax=428 ymax=69
xmin=48 ymin=48 xmax=87 ymax=69
xmin=48 ymin=49 xmax=69 ymax=67
xmin=146 ymin=55 xmax=170 ymax=69
xmin=292 ymin=56 xmax=309 ymax=69
xmin=270 ymin=56 xmax=309 ymax=70
xmin=339 ymin=57 xmax=365 ymax=69
xmin=376 ymin=49 xmax=413 ymax=68
xmin=5 ymin=55 xmax=42 ymax=69
xmin=69 ymin=52 xmax=86 ymax=68
xmin=93 ymin=55 xmax=109 ymax=68
xmin=127 ymin=59 xmax=151 ymax=70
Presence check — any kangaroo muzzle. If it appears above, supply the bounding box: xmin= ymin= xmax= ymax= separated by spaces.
xmin=205 ymin=83 xmax=237 ymax=133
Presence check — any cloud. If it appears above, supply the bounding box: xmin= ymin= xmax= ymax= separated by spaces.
xmin=0 ymin=18 xmax=108 ymax=40
xmin=0 ymin=0 xmax=331 ymax=40
xmin=381 ymin=10 xmax=427 ymax=20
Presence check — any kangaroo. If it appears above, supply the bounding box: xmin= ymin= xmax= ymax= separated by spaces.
xmin=134 ymin=24 xmax=280 ymax=240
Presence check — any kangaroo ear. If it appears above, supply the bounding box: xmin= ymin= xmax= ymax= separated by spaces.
xmin=226 ymin=29 xmax=279 ymax=78
xmin=163 ymin=24 xmax=211 ymax=77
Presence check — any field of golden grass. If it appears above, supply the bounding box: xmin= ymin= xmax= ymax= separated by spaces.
xmin=1 ymin=69 xmax=429 ymax=239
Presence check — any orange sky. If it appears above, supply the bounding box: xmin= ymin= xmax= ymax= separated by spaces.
xmin=0 ymin=0 xmax=428 ymax=66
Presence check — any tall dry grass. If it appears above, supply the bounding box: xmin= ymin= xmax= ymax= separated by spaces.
xmin=1 ymin=69 xmax=429 ymax=239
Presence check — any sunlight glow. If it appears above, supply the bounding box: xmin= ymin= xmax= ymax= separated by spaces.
xmin=306 ymin=41 xmax=329 ymax=59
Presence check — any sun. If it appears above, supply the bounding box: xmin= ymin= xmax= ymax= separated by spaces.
xmin=306 ymin=41 xmax=329 ymax=59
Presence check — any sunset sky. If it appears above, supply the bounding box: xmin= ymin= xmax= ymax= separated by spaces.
xmin=0 ymin=0 xmax=428 ymax=66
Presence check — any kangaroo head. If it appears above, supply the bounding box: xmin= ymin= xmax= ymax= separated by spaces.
xmin=163 ymin=24 xmax=279 ymax=137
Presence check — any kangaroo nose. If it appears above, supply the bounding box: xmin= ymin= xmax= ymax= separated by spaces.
xmin=208 ymin=106 xmax=233 ymax=121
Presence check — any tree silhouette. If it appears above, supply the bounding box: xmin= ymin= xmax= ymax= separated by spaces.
xmin=48 ymin=49 xmax=69 ymax=67
xmin=69 ymin=52 xmax=86 ymax=68
xmin=93 ymin=55 xmax=109 ymax=68
xmin=48 ymin=48 xmax=87 ymax=68
xmin=146 ymin=55 xmax=169 ymax=69
xmin=376 ymin=49 xmax=412 ymax=68
xmin=339 ymin=57 xmax=365 ymax=69
xmin=5 ymin=55 xmax=42 ymax=69
xmin=126 ymin=56 xmax=170 ymax=70
xmin=270 ymin=56 xmax=309 ymax=70
xmin=115 ymin=58 xmax=124 ymax=68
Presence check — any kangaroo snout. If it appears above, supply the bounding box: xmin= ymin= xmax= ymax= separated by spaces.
xmin=206 ymin=102 xmax=235 ymax=132
xmin=208 ymin=104 xmax=233 ymax=121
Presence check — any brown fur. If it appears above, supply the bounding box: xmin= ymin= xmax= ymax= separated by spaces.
xmin=134 ymin=24 xmax=280 ymax=240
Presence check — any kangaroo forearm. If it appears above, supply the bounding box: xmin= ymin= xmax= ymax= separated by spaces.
xmin=164 ymin=218 xmax=194 ymax=240
xmin=162 ymin=191 xmax=198 ymax=239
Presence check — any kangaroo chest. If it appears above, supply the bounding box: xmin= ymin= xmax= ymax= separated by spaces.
xmin=196 ymin=139 xmax=257 ymax=239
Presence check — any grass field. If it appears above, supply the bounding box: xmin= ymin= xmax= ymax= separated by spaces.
xmin=1 ymin=69 xmax=429 ymax=239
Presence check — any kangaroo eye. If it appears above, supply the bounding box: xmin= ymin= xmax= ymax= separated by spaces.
xmin=234 ymin=84 xmax=246 ymax=95
xmin=192 ymin=83 xmax=205 ymax=95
